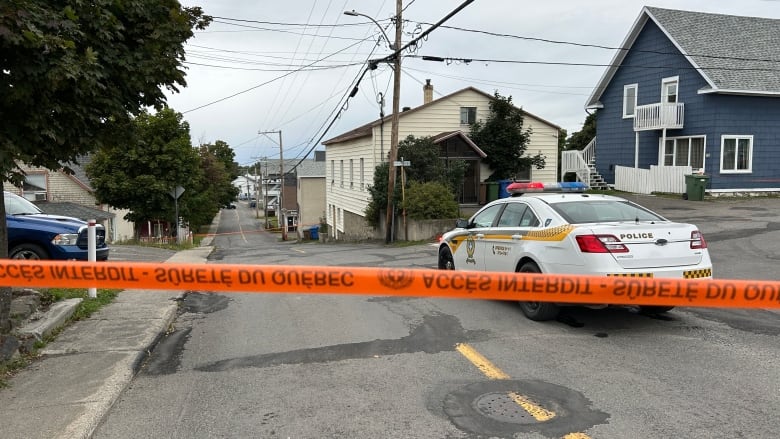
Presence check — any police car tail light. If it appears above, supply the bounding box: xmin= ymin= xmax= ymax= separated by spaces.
xmin=576 ymin=234 xmax=629 ymax=253
xmin=690 ymin=230 xmax=707 ymax=249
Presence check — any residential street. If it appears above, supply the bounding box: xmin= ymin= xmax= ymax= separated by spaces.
xmin=90 ymin=198 xmax=780 ymax=439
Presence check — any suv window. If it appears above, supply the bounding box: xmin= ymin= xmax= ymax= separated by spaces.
xmin=5 ymin=193 xmax=42 ymax=215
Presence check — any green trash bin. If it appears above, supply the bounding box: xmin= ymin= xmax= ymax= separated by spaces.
xmin=684 ymin=174 xmax=709 ymax=201
xmin=486 ymin=182 xmax=500 ymax=202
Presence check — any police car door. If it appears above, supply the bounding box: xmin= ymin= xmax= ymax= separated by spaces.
xmin=453 ymin=203 xmax=504 ymax=271
xmin=483 ymin=202 xmax=538 ymax=272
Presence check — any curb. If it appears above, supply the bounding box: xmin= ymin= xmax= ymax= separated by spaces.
xmin=17 ymin=298 xmax=83 ymax=342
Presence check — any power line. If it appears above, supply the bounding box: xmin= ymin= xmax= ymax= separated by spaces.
xmin=416 ymin=22 xmax=780 ymax=64
xmin=181 ymin=37 xmax=372 ymax=114
xmin=409 ymin=55 xmax=780 ymax=72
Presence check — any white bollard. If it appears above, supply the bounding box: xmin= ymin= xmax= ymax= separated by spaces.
xmin=88 ymin=219 xmax=97 ymax=299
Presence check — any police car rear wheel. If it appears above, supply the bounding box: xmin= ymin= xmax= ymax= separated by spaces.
xmin=517 ymin=262 xmax=560 ymax=321
xmin=438 ymin=247 xmax=454 ymax=270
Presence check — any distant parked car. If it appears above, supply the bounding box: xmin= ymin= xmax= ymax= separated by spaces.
xmin=249 ymin=201 xmax=257 ymax=208
xmin=4 ymin=191 xmax=109 ymax=260
xmin=223 ymin=203 xmax=237 ymax=209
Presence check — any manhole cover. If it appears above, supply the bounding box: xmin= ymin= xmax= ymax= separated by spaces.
xmin=474 ymin=392 xmax=537 ymax=424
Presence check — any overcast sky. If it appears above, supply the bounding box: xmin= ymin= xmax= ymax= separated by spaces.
xmin=165 ymin=0 xmax=780 ymax=167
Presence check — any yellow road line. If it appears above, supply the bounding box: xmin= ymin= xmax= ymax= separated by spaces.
xmin=455 ymin=343 xmax=554 ymax=421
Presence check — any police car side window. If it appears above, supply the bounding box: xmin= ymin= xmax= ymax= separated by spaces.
xmin=519 ymin=208 xmax=540 ymax=227
xmin=471 ymin=204 xmax=504 ymax=228
xmin=497 ymin=203 xmax=527 ymax=227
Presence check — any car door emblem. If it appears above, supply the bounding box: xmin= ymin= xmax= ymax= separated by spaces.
xmin=466 ymin=234 xmax=477 ymax=264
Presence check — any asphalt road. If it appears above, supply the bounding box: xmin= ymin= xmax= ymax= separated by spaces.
xmin=93 ymin=198 xmax=780 ymax=439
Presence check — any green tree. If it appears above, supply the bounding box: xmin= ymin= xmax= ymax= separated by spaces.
xmin=87 ymin=108 xmax=205 ymax=232
xmin=397 ymin=135 xmax=467 ymax=194
xmin=0 ymin=1 xmax=209 ymax=331
xmin=365 ymin=136 xmax=467 ymax=228
xmin=403 ymin=181 xmax=459 ymax=220
xmin=469 ymin=92 xmax=545 ymax=181
xmin=200 ymin=140 xmax=240 ymax=206
xmin=565 ymin=111 xmax=597 ymax=151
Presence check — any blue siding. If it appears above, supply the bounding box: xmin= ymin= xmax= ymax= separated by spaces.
xmin=595 ymin=19 xmax=780 ymax=190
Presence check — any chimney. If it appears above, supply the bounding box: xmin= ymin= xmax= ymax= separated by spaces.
xmin=423 ymin=79 xmax=433 ymax=104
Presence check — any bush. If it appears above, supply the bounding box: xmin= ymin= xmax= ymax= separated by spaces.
xmin=402 ymin=181 xmax=459 ymax=220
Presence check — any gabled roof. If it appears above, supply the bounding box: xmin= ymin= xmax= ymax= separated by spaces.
xmin=323 ymin=86 xmax=561 ymax=145
xmin=431 ymin=131 xmax=487 ymax=158
xmin=586 ymin=7 xmax=780 ymax=108
xmin=35 ymin=201 xmax=115 ymax=221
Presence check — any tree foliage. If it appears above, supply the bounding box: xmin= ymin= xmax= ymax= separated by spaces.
xmin=87 ymin=108 xmax=223 ymax=232
xmin=365 ymin=136 xmax=466 ymax=227
xmin=403 ymin=181 xmax=459 ymax=221
xmin=565 ymin=111 xmax=597 ymax=151
xmin=0 ymin=1 xmax=209 ymax=331
xmin=469 ymin=92 xmax=545 ymax=181
xmin=0 ymin=0 xmax=210 ymax=185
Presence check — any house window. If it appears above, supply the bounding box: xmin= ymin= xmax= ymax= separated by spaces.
xmin=460 ymin=107 xmax=477 ymax=125
xmin=661 ymin=136 xmax=705 ymax=170
xmin=340 ymin=160 xmax=344 ymax=187
xmin=720 ymin=135 xmax=753 ymax=173
xmin=360 ymin=158 xmax=365 ymax=190
xmin=662 ymin=77 xmax=679 ymax=103
xmin=23 ymin=174 xmax=47 ymax=201
xmin=330 ymin=160 xmax=335 ymax=186
xmin=349 ymin=159 xmax=354 ymax=189
xmin=623 ymin=84 xmax=637 ymax=118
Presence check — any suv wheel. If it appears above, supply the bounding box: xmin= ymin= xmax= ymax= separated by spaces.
xmin=438 ymin=247 xmax=454 ymax=270
xmin=10 ymin=243 xmax=49 ymax=260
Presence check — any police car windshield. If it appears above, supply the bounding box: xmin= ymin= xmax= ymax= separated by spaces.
xmin=4 ymin=191 xmax=43 ymax=215
xmin=551 ymin=200 xmax=664 ymax=224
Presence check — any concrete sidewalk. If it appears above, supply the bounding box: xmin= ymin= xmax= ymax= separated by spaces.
xmin=0 ymin=211 xmax=222 ymax=439
xmin=0 ymin=246 xmax=213 ymax=439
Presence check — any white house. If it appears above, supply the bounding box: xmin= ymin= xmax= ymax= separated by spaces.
xmin=322 ymin=82 xmax=562 ymax=241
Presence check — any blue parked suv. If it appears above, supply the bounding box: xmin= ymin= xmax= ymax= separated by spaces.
xmin=4 ymin=191 xmax=109 ymax=260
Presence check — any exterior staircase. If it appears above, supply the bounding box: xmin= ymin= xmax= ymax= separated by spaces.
xmin=560 ymin=137 xmax=610 ymax=190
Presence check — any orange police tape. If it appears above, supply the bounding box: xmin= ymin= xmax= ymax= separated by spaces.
xmin=0 ymin=259 xmax=778 ymax=309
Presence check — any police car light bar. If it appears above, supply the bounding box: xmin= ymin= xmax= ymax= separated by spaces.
xmin=507 ymin=181 xmax=587 ymax=196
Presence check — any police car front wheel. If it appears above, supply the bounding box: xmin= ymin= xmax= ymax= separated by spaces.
xmin=438 ymin=246 xmax=454 ymax=270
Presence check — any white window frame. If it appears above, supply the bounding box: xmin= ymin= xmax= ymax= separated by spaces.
xmin=460 ymin=107 xmax=476 ymax=125
xmin=349 ymin=159 xmax=354 ymax=189
xmin=658 ymin=135 xmax=706 ymax=171
xmin=720 ymin=135 xmax=753 ymax=174
xmin=359 ymin=158 xmax=365 ymax=190
xmin=661 ymin=76 xmax=679 ymax=104
xmin=330 ymin=160 xmax=335 ymax=187
xmin=340 ymin=160 xmax=344 ymax=187
xmin=623 ymin=84 xmax=638 ymax=118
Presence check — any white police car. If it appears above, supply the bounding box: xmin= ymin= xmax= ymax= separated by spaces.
xmin=437 ymin=182 xmax=713 ymax=321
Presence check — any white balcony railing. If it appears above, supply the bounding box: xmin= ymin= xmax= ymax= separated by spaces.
xmin=634 ymin=103 xmax=684 ymax=131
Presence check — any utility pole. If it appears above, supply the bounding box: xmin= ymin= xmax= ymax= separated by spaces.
xmin=264 ymin=158 xmax=269 ymax=228
xmin=385 ymin=0 xmax=402 ymax=244
xmin=258 ymin=130 xmax=286 ymax=240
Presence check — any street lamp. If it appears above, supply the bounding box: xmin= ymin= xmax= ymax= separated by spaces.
xmin=343 ymin=10 xmax=395 ymax=50
xmin=345 ymin=3 xmax=402 ymax=243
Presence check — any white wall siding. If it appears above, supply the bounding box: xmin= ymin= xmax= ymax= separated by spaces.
xmin=324 ymin=87 xmax=562 ymax=239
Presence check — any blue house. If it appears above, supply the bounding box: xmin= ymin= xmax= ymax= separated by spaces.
xmin=568 ymin=7 xmax=780 ymax=195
